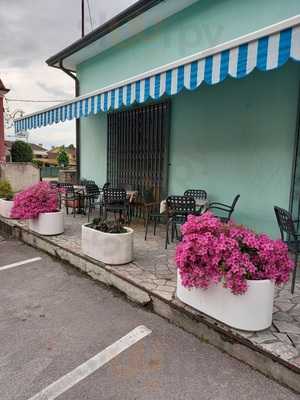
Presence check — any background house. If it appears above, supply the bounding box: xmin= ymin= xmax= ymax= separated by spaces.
xmin=4 ymin=141 xmax=48 ymax=162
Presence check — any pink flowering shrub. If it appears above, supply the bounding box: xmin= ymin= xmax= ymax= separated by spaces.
xmin=176 ymin=212 xmax=294 ymax=295
xmin=11 ymin=182 xmax=59 ymax=220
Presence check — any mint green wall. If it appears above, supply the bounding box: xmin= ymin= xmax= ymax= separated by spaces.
xmin=78 ymin=0 xmax=300 ymax=94
xmin=169 ymin=62 xmax=300 ymax=236
xmin=80 ymin=113 xmax=107 ymax=185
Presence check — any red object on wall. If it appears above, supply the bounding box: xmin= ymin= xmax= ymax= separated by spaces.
xmin=0 ymin=79 xmax=10 ymax=163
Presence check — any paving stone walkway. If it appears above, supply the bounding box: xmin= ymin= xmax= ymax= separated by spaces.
xmin=3 ymin=212 xmax=300 ymax=372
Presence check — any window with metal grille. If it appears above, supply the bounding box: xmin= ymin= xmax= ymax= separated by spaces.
xmin=107 ymin=101 xmax=170 ymax=203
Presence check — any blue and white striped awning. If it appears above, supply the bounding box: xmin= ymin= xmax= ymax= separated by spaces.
xmin=15 ymin=16 xmax=300 ymax=133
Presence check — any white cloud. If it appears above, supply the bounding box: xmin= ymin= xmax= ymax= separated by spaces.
xmin=2 ymin=0 xmax=137 ymax=148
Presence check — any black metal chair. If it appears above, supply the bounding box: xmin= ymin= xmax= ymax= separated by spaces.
xmin=144 ymin=189 xmax=166 ymax=240
xmin=184 ymin=189 xmax=208 ymax=214
xmin=208 ymin=194 xmax=240 ymax=222
xmin=103 ymin=188 xmax=130 ymax=222
xmin=102 ymin=182 xmax=110 ymax=191
xmin=49 ymin=180 xmax=59 ymax=189
xmin=80 ymin=179 xmax=96 ymax=186
xmin=184 ymin=189 xmax=207 ymax=200
xmin=85 ymin=184 xmax=102 ymax=221
xmin=165 ymin=195 xmax=196 ymax=249
xmin=274 ymin=206 xmax=299 ymax=294
xmin=59 ymin=183 xmax=82 ymax=217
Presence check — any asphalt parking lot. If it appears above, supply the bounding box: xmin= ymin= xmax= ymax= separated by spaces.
xmin=0 ymin=236 xmax=298 ymax=400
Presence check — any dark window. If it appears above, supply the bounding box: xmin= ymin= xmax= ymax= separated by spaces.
xmin=107 ymin=101 xmax=170 ymax=202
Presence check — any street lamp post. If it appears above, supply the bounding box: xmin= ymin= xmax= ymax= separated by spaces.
xmin=0 ymin=79 xmax=10 ymax=163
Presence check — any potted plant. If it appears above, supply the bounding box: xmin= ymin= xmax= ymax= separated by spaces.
xmin=82 ymin=218 xmax=134 ymax=265
xmin=11 ymin=182 xmax=64 ymax=235
xmin=176 ymin=212 xmax=294 ymax=331
xmin=0 ymin=180 xmax=14 ymax=218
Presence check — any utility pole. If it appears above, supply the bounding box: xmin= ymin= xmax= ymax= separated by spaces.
xmin=81 ymin=0 xmax=85 ymax=37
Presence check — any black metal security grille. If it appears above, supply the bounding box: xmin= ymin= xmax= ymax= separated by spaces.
xmin=107 ymin=102 xmax=170 ymax=203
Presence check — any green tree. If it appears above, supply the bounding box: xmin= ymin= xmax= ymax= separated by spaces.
xmin=57 ymin=149 xmax=69 ymax=168
xmin=11 ymin=140 xmax=33 ymax=162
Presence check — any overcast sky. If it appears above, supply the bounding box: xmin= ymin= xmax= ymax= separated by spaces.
xmin=1 ymin=0 xmax=137 ymax=149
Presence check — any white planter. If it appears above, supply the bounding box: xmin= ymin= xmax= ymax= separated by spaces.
xmin=82 ymin=224 xmax=134 ymax=265
xmin=0 ymin=199 xmax=14 ymax=219
xmin=177 ymin=270 xmax=275 ymax=331
xmin=29 ymin=211 xmax=64 ymax=236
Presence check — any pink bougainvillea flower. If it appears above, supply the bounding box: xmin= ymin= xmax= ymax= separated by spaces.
xmin=176 ymin=212 xmax=294 ymax=295
xmin=11 ymin=182 xmax=59 ymax=220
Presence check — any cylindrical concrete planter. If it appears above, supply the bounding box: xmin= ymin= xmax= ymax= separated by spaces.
xmin=0 ymin=199 xmax=14 ymax=219
xmin=177 ymin=270 xmax=275 ymax=331
xmin=82 ymin=224 xmax=134 ymax=265
xmin=29 ymin=211 xmax=64 ymax=236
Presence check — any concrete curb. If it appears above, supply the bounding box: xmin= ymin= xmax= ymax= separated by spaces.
xmin=0 ymin=218 xmax=299 ymax=393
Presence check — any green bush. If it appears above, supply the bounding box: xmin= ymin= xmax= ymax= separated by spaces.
xmin=32 ymin=159 xmax=43 ymax=168
xmin=11 ymin=140 xmax=33 ymax=163
xmin=0 ymin=180 xmax=13 ymax=200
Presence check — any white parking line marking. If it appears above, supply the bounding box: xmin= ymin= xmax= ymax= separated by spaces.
xmin=0 ymin=257 xmax=42 ymax=271
xmin=28 ymin=325 xmax=152 ymax=400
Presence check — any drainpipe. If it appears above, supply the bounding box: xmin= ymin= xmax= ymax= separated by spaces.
xmin=58 ymin=62 xmax=81 ymax=183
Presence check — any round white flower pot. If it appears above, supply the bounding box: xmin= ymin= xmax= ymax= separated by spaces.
xmin=0 ymin=199 xmax=14 ymax=219
xmin=177 ymin=270 xmax=275 ymax=331
xmin=29 ymin=211 xmax=64 ymax=236
xmin=82 ymin=224 xmax=134 ymax=265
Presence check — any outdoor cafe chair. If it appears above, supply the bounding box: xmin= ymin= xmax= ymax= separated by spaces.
xmin=208 ymin=194 xmax=240 ymax=222
xmin=165 ymin=195 xmax=196 ymax=249
xmin=103 ymin=188 xmax=130 ymax=222
xmin=144 ymin=189 xmax=166 ymax=240
xmin=57 ymin=182 xmax=72 ymax=209
xmin=274 ymin=206 xmax=299 ymax=294
xmin=80 ymin=179 xmax=96 ymax=186
xmin=86 ymin=184 xmax=103 ymax=222
xmin=49 ymin=180 xmax=59 ymax=189
xmin=184 ymin=189 xmax=208 ymax=214
xmin=59 ymin=183 xmax=83 ymax=217
xmin=184 ymin=189 xmax=207 ymax=200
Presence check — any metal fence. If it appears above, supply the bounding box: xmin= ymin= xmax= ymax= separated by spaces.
xmin=40 ymin=166 xmax=60 ymax=178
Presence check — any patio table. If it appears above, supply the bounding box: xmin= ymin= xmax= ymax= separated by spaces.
xmin=160 ymin=198 xmax=209 ymax=214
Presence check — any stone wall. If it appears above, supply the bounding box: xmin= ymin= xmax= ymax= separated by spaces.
xmin=0 ymin=162 xmax=40 ymax=192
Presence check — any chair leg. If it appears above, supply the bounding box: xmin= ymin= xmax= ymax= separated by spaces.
xmin=171 ymin=221 xmax=176 ymax=243
xmin=175 ymin=223 xmax=179 ymax=240
xmin=291 ymin=253 xmax=298 ymax=294
xmin=154 ymin=217 xmax=157 ymax=236
xmin=145 ymin=213 xmax=149 ymax=241
xmin=165 ymin=219 xmax=170 ymax=249
xmin=127 ymin=207 xmax=131 ymax=224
